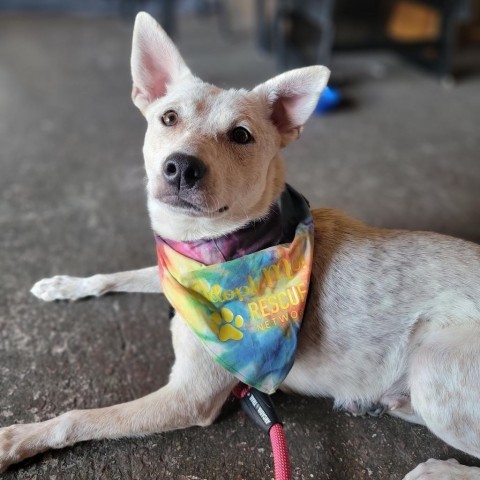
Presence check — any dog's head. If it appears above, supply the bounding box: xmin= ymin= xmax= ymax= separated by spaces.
xmin=131 ymin=12 xmax=330 ymax=241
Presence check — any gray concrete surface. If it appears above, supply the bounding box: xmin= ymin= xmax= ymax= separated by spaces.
xmin=1 ymin=12 xmax=480 ymax=480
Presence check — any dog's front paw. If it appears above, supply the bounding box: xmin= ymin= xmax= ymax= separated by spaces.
xmin=404 ymin=458 xmax=480 ymax=480
xmin=0 ymin=424 xmax=40 ymax=473
xmin=31 ymin=275 xmax=93 ymax=301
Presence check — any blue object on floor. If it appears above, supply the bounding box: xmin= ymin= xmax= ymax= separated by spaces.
xmin=314 ymin=86 xmax=342 ymax=114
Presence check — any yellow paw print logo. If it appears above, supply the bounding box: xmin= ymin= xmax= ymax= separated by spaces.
xmin=209 ymin=308 xmax=244 ymax=342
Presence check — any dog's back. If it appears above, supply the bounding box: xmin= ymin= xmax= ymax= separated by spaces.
xmin=283 ymin=208 xmax=480 ymax=411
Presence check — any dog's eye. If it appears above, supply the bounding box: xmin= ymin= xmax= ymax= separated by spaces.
xmin=161 ymin=110 xmax=178 ymax=126
xmin=230 ymin=127 xmax=253 ymax=145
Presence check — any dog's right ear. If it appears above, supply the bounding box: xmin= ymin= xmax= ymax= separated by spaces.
xmin=253 ymin=66 xmax=330 ymax=147
xmin=131 ymin=12 xmax=192 ymax=114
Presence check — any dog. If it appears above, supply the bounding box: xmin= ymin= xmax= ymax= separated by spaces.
xmin=2 ymin=11 xmax=480 ymax=479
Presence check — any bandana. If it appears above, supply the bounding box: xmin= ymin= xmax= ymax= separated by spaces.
xmin=155 ymin=185 xmax=314 ymax=394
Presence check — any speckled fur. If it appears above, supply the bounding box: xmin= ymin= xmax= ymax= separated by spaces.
xmin=4 ymin=12 xmax=480 ymax=480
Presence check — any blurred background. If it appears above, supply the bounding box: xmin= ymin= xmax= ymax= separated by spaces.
xmin=1 ymin=1 xmax=480 ymax=479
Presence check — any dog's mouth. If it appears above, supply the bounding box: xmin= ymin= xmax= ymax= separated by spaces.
xmin=157 ymin=194 xmax=229 ymax=216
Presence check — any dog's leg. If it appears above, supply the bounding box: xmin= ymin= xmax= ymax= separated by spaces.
xmin=31 ymin=266 xmax=161 ymax=301
xmin=376 ymin=394 xmax=426 ymax=425
xmin=404 ymin=458 xmax=480 ymax=479
xmin=387 ymin=402 xmax=425 ymax=426
xmin=403 ymin=322 xmax=480 ymax=479
xmin=0 ymin=317 xmax=236 ymax=473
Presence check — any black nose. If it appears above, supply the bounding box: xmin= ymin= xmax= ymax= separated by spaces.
xmin=163 ymin=153 xmax=206 ymax=190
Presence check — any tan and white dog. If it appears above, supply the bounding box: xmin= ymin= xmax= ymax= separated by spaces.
xmin=2 ymin=11 xmax=480 ymax=479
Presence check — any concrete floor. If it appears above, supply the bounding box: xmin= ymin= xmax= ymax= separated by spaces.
xmin=1 ymin=12 xmax=480 ymax=480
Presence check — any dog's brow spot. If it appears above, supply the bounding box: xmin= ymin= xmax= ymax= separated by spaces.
xmin=196 ymin=87 xmax=222 ymax=114
xmin=196 ymin=99 xmax=208 ymax=114
xmin=207 ymin=86 xmax=222 ymax=96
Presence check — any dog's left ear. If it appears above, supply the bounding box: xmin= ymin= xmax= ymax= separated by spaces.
xmin=131 ymin=12 xmax=192 ymax=114
xmin=253 ymin=66 xmax=330 ymax=146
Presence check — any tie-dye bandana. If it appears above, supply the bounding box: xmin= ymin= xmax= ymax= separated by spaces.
xmin=155 ymin=185 xmax=314 ymax=394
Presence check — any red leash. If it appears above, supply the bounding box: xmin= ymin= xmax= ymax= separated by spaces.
xmin=269 ymin=424 xmax=291 ymax=480
xmin=232 ymin=383 xmax=292 ymax=480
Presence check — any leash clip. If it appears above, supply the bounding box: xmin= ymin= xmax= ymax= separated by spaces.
xmin=239 ymin=387 xmax=281 ymax=434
